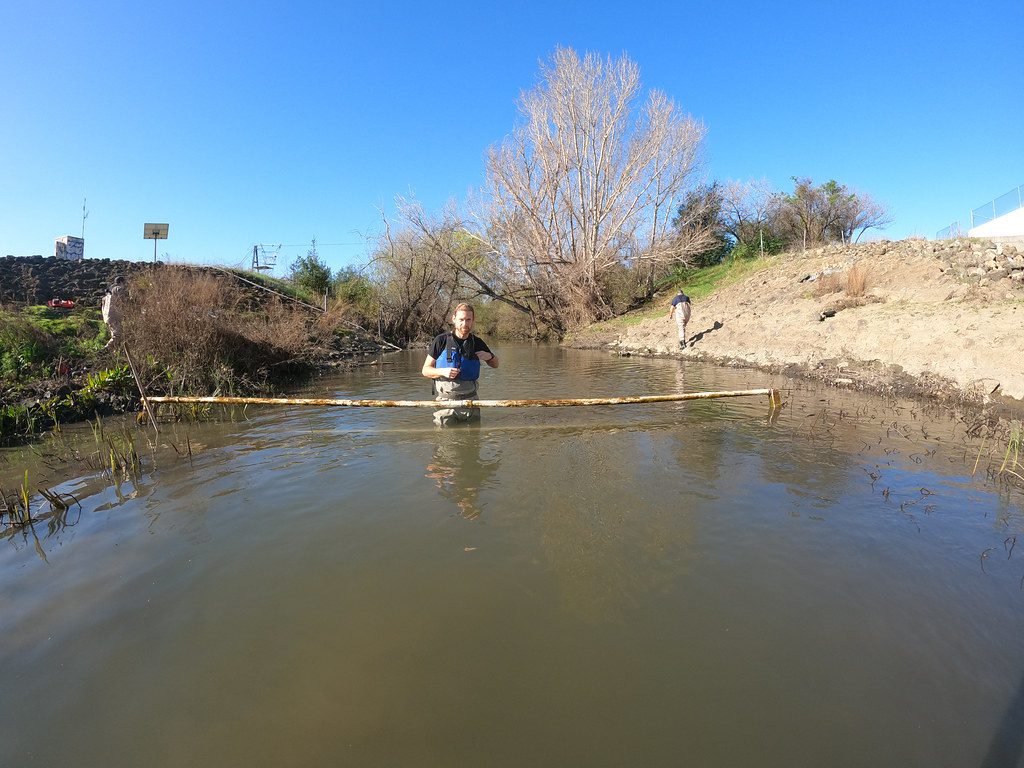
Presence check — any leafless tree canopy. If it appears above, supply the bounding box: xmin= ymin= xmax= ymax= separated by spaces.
xmin=720 ymin=179 xmax=781 ymax=245
xmin=840 ymin=192 xmax=893 ymax=243
xmin=416 ymin=48 xmax=706 ymax=336
xmin=368 ymin=205 xmax=467 ymax=343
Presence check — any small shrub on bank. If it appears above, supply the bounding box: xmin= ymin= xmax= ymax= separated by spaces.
xmin=812 ymin=273 xmax=843 ymax=297
xmin=333 ymin=269 xmax=376 ymax=325
xmin=846 ymin=265 xmax=870 ymax=296
xmin=122 ymin=268 xmax=329 ymax=393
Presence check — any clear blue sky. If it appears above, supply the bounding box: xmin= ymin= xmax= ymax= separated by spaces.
xmin=2 ymin=0 xmax=1022 ymax=275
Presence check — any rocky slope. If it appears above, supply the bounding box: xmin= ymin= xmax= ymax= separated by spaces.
xmin=568 ymin=238 xmax=1024 ymax=412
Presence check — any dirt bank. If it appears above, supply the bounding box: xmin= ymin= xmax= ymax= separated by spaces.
xmin=567 ymin=238 xmax=1024 ymax=413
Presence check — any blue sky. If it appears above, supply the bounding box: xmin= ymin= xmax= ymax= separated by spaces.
xmin=2 ymin=0 xmax=1022 ymax=275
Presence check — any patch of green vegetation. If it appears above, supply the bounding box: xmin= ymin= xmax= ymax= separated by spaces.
xmin=0 ymin=306 xmax=106 ymax=382
xmin=580 ymin=255 xmax=778 ymax=333
xmin=223 ymin=268 xmax=322 ymax=307
xmin=659 ymin=253 xmax=778 ymax=301
xmin=0 ymin=402 xmax=37 ymax=443
xmin=0 ymin=364 xmax=135 ymax=446
xmin=0 ymin=306 xmax=135 ymax=444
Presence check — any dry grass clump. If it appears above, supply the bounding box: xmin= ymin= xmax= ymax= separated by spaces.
xmin=811 ymin=265 xmax=871 ymax=299
xmin=122 ymin=268 xmax=324 ymax=392
xmin=845 ymin=265 xmax=870 ymax=297
xmin=812 ymin=272 xmax=843 ymax=297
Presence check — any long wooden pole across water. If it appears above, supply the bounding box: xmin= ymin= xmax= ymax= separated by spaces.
xmin=148 ymin=389 xmax=782 ymax=409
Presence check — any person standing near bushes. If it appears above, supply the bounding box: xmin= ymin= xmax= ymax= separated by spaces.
xmin=101 ymin=275 xmax=125 ymax=349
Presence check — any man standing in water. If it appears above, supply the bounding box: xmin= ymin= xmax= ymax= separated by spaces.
xmin=422 ymin=303 xmax=499 ymax=426
xmin=668 ymin=289 xmax=692 ymax=348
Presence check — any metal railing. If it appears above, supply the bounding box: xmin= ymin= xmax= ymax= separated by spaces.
xmin=935 ymin=221 xmax=963 ymax=239
xmin=971 ymin=184 xmax=1024 ymax=227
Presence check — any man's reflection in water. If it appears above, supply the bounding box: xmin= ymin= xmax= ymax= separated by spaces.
xmin=424 ymin=423 xmax=500 ymax=519
xmin=673 ymin=360 xmax=687 ymax=394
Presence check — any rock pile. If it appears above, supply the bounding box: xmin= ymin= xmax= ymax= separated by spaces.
xmin=0 ymin=256 xmax=308 ymax=310
xmin=784 ymin=237 xmax=1024 ymax=296
xmin=0 ymin=255 xmax=150 ymax=306
xmin=924 ymin=237 xmax=1024 ymax=286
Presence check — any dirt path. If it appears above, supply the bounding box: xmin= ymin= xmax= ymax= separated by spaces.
xmin=567 ymin=239 xmax=1024 ymax=412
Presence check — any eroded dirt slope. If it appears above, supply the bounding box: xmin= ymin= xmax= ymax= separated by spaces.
xmin=569 ymin=239 xmax=1024 ymax=409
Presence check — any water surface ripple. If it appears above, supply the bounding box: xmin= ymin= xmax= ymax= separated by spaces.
xmin=2 ymin=345 xmax=1023 ymax=767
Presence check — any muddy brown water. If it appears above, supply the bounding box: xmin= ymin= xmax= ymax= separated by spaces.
xmin=2 ymin=345 xmax=1023 ymax=767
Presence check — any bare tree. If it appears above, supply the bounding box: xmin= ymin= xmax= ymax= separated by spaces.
xmin=720 ymin=179 xmax=783 ymax=246
xmin=839 ymin=192 xmax=893 ymax=243
xmin=368 ymin=207 xmax=464 ymax=343
xmin=454 ymin=47 xmax=707 ymax=335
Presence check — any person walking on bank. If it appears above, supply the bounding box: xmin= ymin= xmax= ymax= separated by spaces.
xmin=101 ymin=275 xmax=125 ymax=350
xmin=422 ymin=303 xmax=499 ymax=426
xmin=669 ymin=289 xmax=692 ymax=348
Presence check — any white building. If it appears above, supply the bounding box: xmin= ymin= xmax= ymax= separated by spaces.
xmin=967 ymin=185 xmax=1024 ymax=239
xmin=55 ymin=235 xmax=84 ymax=261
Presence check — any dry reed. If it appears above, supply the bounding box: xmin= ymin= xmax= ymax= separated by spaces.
xmin=122 ymin=268 xmax=330 ymax=393
xmin=846 ymin=265 xmax=870 ymax=297
xmin=812 ymin=273 xmax=843 ymax=297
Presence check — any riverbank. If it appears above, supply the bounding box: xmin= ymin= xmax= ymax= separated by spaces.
xmin=566 ymin=237 xmax=1024 ymax=415
xmin=0 ymin=267 xmax=388 ymax=444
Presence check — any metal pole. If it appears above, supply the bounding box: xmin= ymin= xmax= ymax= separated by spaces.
xmin=153 ymin=238 xmax=157 ymax=264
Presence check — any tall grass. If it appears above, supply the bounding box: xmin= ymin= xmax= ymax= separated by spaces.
xmin=122 ymin=268 xmax=334 ymax=393
xmin=666 ymin=255 xmax=777 ymax=302
xmin=846 ymin=265 xmax=870 ymax=297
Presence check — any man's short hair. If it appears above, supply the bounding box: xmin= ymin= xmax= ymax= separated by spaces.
xmin=453 ymin=302 xmax=475 ymax=316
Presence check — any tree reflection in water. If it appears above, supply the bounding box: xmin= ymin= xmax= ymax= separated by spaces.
xmin=424 ymin=423 xmax=500 ymax=519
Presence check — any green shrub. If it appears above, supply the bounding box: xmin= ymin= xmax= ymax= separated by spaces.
xmin=289 ymin=239 xmax=333 ymax=298
xmin=730 ymin=236 xmax=784 ymax=261
xmin=333 ymin=269 xmax=376 ymax=324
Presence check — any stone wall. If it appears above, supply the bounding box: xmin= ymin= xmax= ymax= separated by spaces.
xmin=799 ymin=237 xmax=1024 ymax=291
xmin=0 ymin=256 xmax=154 ymax=307
xmin=916 ymin=237 xmax=1024 ymax=287
xmin=0 ymin=256 xmax=299 ymax=311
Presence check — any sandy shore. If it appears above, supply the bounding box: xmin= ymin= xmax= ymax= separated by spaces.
xmin=567 ymin=239 xmax=1024 ymax=414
